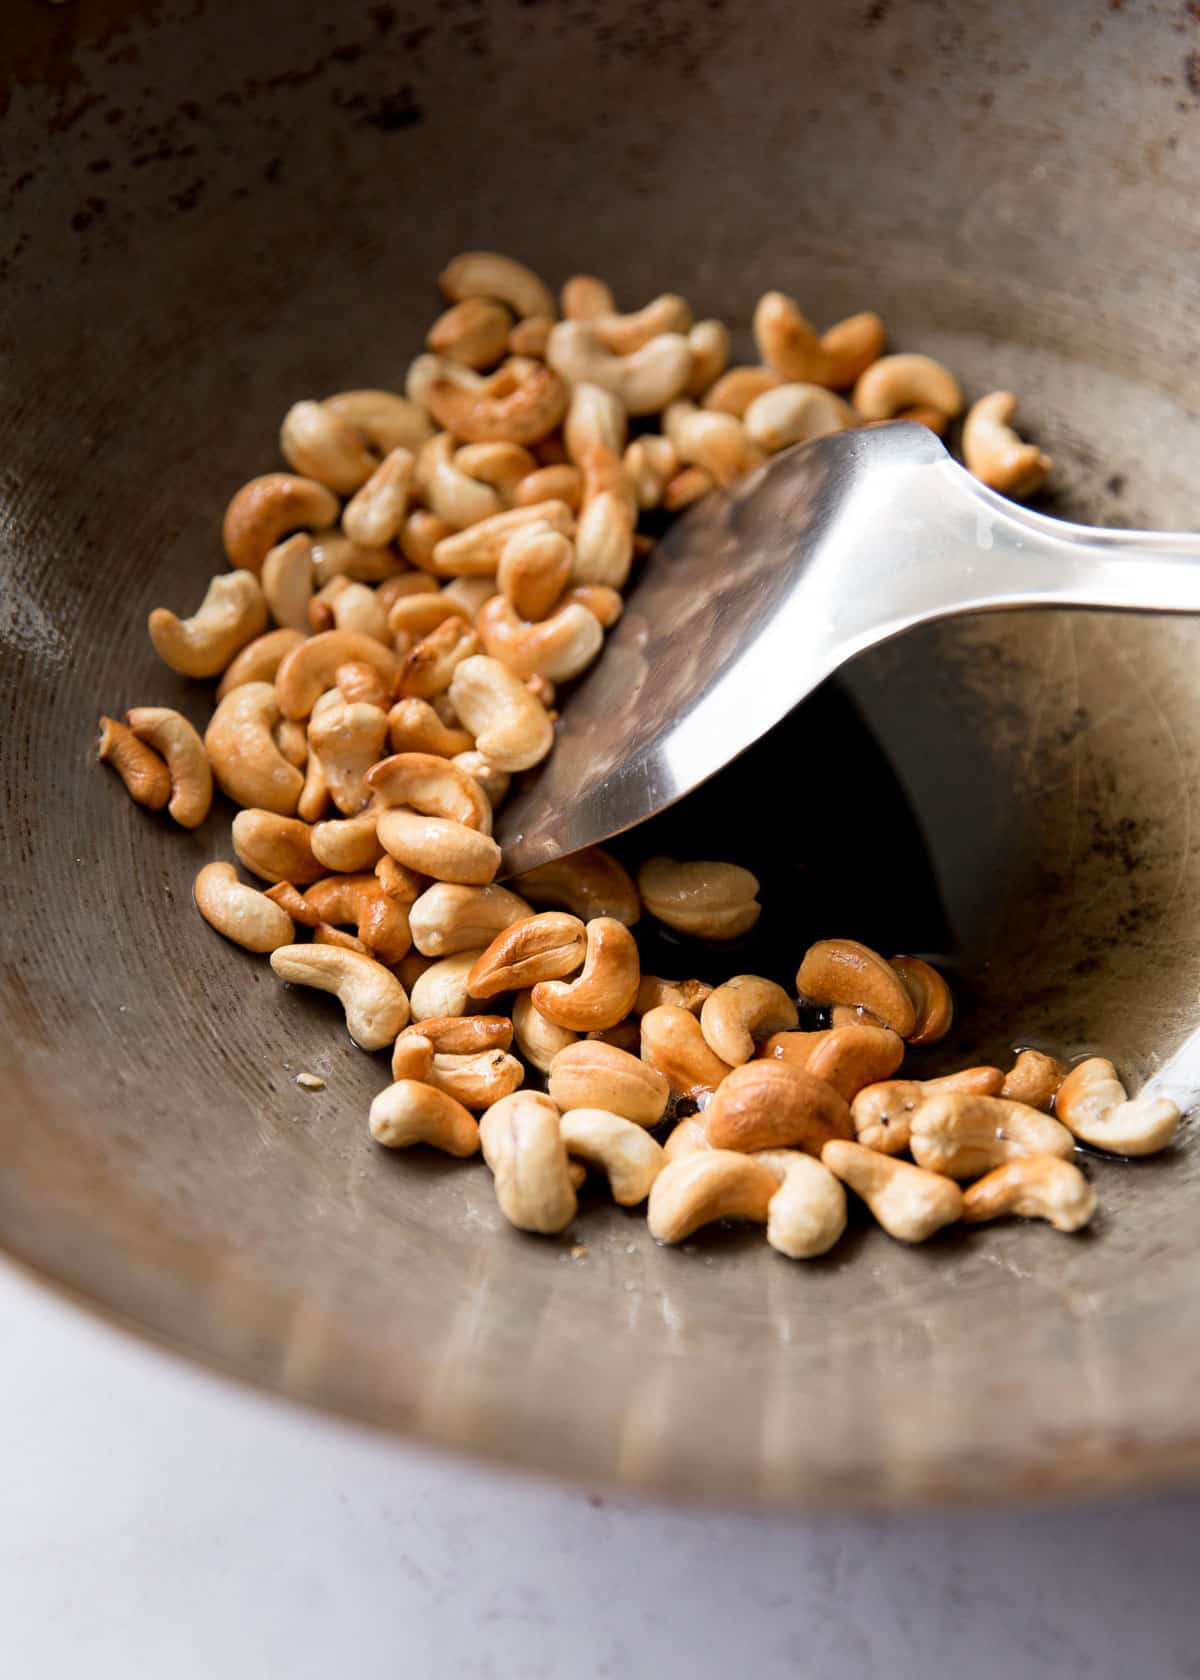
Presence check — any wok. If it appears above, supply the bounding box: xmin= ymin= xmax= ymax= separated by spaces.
xmin=4 ymin=0 xmax=1200 ymax=1508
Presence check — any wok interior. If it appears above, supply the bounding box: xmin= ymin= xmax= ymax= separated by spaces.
xmin=3 ymin=0 xmax=1200 ymax=1505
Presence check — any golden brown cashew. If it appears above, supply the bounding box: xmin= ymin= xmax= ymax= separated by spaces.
xmin=850 ymin=1068 xmax=1005 ymax=1156
xmin=477 ymin=595 xmax=604 ymax=683
xmin=427 ymin=297 xmax=512 ymax=369
xmin=637 ymin=857 xmax=762 ymax=939
xmin=587 ymin=293 xmax=693 ymax=355
xmin=215 ymin=628 xmax=308 ymax=700
xmin=634 ymin=977 xmax=712 ymax=1017
xmin=560 ymin=1109 xmax=665 ymax=1205
xmin=821 ymin=1140 xmax=964 ymax=1243
xmin=386 ymin=697 xmax=474 ymax=758
xmin=204 ymin=682 xmax=304 ymax=816
xmin=429 ymin=500 xmax=574 ymax=579
xmin=647 ymin=1150 xmax=778 ymax=1243
xmin=852 ymin=353 xmax=963 ymax=421
xmin=269 ymin=942 xmax=409 ymax=1049
xmin=307 ymin=698 xmax=389 ymax=815
xmin=640 ymin=1005 xmax=733 ymax=1101
xmin=193 ymin=862 xmax=295 ymax=953
xmin=909 ymin=1092 xmax=1076 ymax=1179
xmin=510 ymin=847 xmax=641 ymax=927
xmin=561 ymin=275 xmax=616 ymax=320
xmin=743 ymin=382 xmax=856 ymax=452
xmin=439 ymin=576 xmax=498 ymax=617
xmin=367 ymin=752 xmax=491 ymax=831
xmin=449 ymin=655 xmax=555 ymax=771
xmin=426 ymin=1048 xmax=526 ymax=1110
xmin=962 ymin=391 xmax=1052 ymax=499
xmin=699 ymin=976 xmax=798 ymax=1067
xmin=512 ymin=464 xmax=584 ymax=512
xmin=758 ymin=1023 xmax=905 ymax=1102
xmin=417 ymin=432 xmax=503 ymax=530
xmin=438 ymin=251 xmax=556 ymax=323
xmin=467 ymin=912 xmax=587 ymax=998
xmin=573 ymin=446 xmax=637 ymax=590
xmin=1054 ymin=1058 xmax=1180 ymax=1156
xmin=589 ymin=1020 xmax=640 ymax=1055
xmin=310 ymin=809 xmax=384 ymax=873
xmin=375 ymin=854 xmax=425 ymax=907
xmin=480 ymin=1090 xmax=577 ymax=1235
xmin=889 ymin=955 xmax=953 ymax=1045
xmin=149 ymin=570 xmax=268 ymax=679
xmin=685 ymin=319 xmax=731 ymax=398
xmin=507 ymin=316 xmax=553 ymax=358
xmin=428 ymin=362 xmax=569 ymax=446
xmin=794 ymin=939 xmax=916 ymax=1036
xmin=756 ymin=1150 xmax=848 ymax=1259
xmin=324 ymin=388 xmax=433 ymax=456
xmin=409 ymin=950 xmax=490 ymax=1021
xmin=662 ymin=1116 xmax=710 ymax=1164
xmin=222 ymin=474 xmax=340 ymax=575
xmin=962 ymin=1156 xmax=1097 ymax=1232
xmin=703 ymin=366 xmax=782 ymax=417
xmin=408 ymin=883 xmax=533 ymax=957
xmin=123 ymin=707 xmax=213 ymax=828
xmin=98 ymin=716 xmax=171 ymax=811
xmin=390 ymin=1034 xmax=434 ymax=1081
xmin=1001 ymin=1049 xmax=1067 ymax=1112
xmin=531 ymin=917 xmax=641 ymax=1032
xmin=406 ymin=351 xmax=484 ymax=411
xmin=308 ymin=577 xmax=390 ymax=643
xmin=497 ymin=522 xmax=574 ymax=621
xmin=280 ymin=400 xmax=375 ymax=494
xmin=397 ymin=1014 xmax=513 ymax=1056
xmin=335 ymin=660 xmax=391 ymax=711
xmin=232 ymin=809 xmax=325 ymax=884
xmin=341 ymin=447 xmax=415 ymax=548
xmin=311 ymin=528 xmax=408 ymax=585
xmin=302 ymin=873 xmax=412 ymax=965
xmin=564 ymin=383 xmax=627 ymax=462
xmin=704 ymin=1061 xmax=852 ymax=1156
xmin=511 ymin=992 xmax=580 ymax=1073
xmin=663 ymin=401 xmax=761 ymax=487
xmin=548 ymin=1039 xmax=669 ymax=1126
xmin=275 ymin=630 xmax=399 ymax=721
xmin=369 ymin=1079 xmax=480 ymax=1157
xmin=455 ymin=441 xmax=538 ymax=501
xmin=376 ymin=808 xmax=500 ymax=886
xmin=451 ymin=751 xmax=511 ymax=807
xmin=662 ymin=465 xmax=713 ymax=510
xmin=622 ymin=435 xmax=678 ymax=511
xmin=546 ymin=322 xmax=693 ymax=416
xmin=753 ymin=293 xmax=885 ymax=389
xmin=386 ymin=589 xmax=468 ymax=647
xmin=260 ymin=533 xmax=315 ymax=631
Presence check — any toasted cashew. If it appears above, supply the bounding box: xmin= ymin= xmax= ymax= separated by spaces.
xmin=270 ymin=943 xmax=409 ymax=1049
xmin=759 ymin=1023 xmax=905 ymax=1102
xmin=369 ymin=1079 xmax=480 ymax=1156
xmin=507 ymin=316 xmax=553 ymax=358
xmin=622 ymin=435 xmax=679 ymax=510
xmin=564 ymin=383 xmax=627 ymax=463
xmin=662 ymin=1116 xmax=710 ymax=1163
xmin=512 ymin=464 xmax=583 ymax=512
xmin=449 ymin=654 xmax=555 ymax=771
xmin=386 ymin=696 xmax=473 ymax=758
xmin=634 ymin=977 xmax=712 ymax=1017
xmin=1001 ymin=1049 xmax=1067 ymax=1112
xmin=497 ymin=522 xmax=574 ymax=621
xmin=637 ymin=857 xmax=761 ymax=940
xmin=302 ymin=874 xmax=411 ymax=964
xmin=531 ymin=917 xmax=640 ymax=1032
xmin=587 ymin=293 xmax=692 ymax=354
xmin=547 ymin=322 xmax=693 ymax=416
xmin=98 ymin=717 xmax=170 ymax=811
xmin=647 ymin=1150 xmax=778 ymax=1243
xmin=309 ymin=577 xmax=390 ymax=644
xmin=193 ymin=861 xmax=294 ymax=953
xmin=409 ymin=950 xmax=490 ymax=1021
xmin=223 ymin=474 xmax=340 ymax=575
xmin=374 ymin=854 xmax=424 ymax=907
xmin=1054 ymin=1058 xmax=1180 ymax=1156
xmin=909 ymin=1092 xmax=1076 ymax=1179
xmin=454 ymin=441 xmax=538 ymax=502
xmin=406 ymin=352 xmax=483 ymax=414
xmin=753 ymin=293 xmax=885 ymax=389
xmin=389 ymin=1033 xmax=434 ymax=1082
xmin=962 ymin=1156 xmax=1097 ymax=1232
xmin=477 ymin=594 xmax=603 ymax=682
xmin=305 ymin=698 xmax=388 ymax=815
xmin=417 ymin=432 xmax=502 ymax=530
xmin=275 ymin=630 xmax=398 ymax=721
xmin=589 ymin=1020 xmax=640 ymax=1055
xmin=377 ymin=808 xmax=500 ymax=886
xmin=439 ymin=251 xmax=556 ymax=323
xmin=409 ymin=883 xmax=533 ymax=957
xmin=888 ymin=955 xmax=953 ymax=1045
xmin=204 ymin=682 xmax=303 ymax=815
xmin=148 ymin=570 xmax=267 ymax=679
xmin=704 ymin=1061 xmax=852 ymax=1155
xmin=511 ymin=991 xmax=579 ymax=1072
xmin=428 ymin=362 xmax=569 ymax=447
xmin=324 ymin=388 xmax=433 ymax=456
xmin=341 ymin=447 xmax=414 ymax=548
xmin=367 ymin=751 xmax=491 ymax=830
xmin=215 ymin=629 xmax=307 ymax=700
xmin=466 ymin=912 xmax=586 ymax=997
xmin=124 ymin=707 xmax=213 ymax=828
xmin=743 ymin=382 xmax=856 ymax=452
xmin=310 ymin=808 xmax=384 ymax=873
xmin=510 ymin=847 xmax=641 ymax=926
xmin=395 ymin=617 xmax=482 ymax=701
xmin=451 ymin=750 xmax=510 ymax=807
xmin=311 ymin=528 xmax=406 ymax=585
xmin=429 ymin=500 xmax=573 ymax=579
xmin=397 ymin=1014 xmax=513 ymax=1057
xmin=663 ymin=401 xmax=761 ymax=487
xmin=851 ymin=1068 xmax=1004 ymax=1156
xmin=573 ymin=447 xmax=637 ymax=589
xmin=386 ymin=589 xmax=468 ymax=647
xmin=639 ymin=1005 xmax=733 ymax=1101
xmin=795 ymin=939 xmax=915 ymax=1036
xmin=561 ymin=275 xmax=616 ymax=320
xmin=756 ymin=1151 xmax=848 ymax=1259
xmin=280 ymin=400 xmax=375 ymax=494
xmin=334 ymin=660 xmax=390 ymax=711
xmin=427 ymin=297 xmax=512 ymax=369
xmin=426 ymin=1048 xmax=525 ymax=1110
xmin=852 ymin=353 xmax=963 ymax=421
xmin=699 ymin=976 xmax=798 ymax=1067
xmin=260 ymin=533 xmax=315 ymax=631
xmin=232 ymin=809 xmax=324 ymax=884
xmin=479 ymin=1091 xmax=576 ymax=1234
xmin=684 ymin=319 xmax=731 ymax=398
xmin=662 ymin=465 xmax=713 ymax=510
xmin=962 ymin=391 xmax=1052 ymax=499
xmin=560 ymin=1108 xmax=664 ymax=1205
xmin=703 ymin=366 xmax=782 ymax=417
xmin=548 ymin=1040 xmax=669 ymax=1126
xmin=822 ymin=1140 xmax=963 ymax=1243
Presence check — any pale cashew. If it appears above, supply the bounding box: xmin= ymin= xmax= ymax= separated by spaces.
xmin=573 ymin=446 xmax=637 ymax=589
xmin=440 ymin=576 xmax=498 ymax=617
xmin=759 ymin=1023 xmax=905 ymax=1102
xmin=377 ymin=808 xmax=500 ymax=886
xmin=369 ymin=1079 xmax=480 ymax=1157
xmin=269 ymin=942 xmax=409 ymax=1050
xmin=703 ymin=366 xmax=782 ymax=417
xmin=280 ymin=399 xmax=375 ymax=494
xmin=510 ymin=847 xmax=641 ymax=927
xmin=889 ymin=955 xmax=953 ymax=1045
xmin=507 ymin=316 xmax=553 ymax=358
xmin=397 ymin=1014 xmax=513 ymax=1056
xmin=547 ymin=322 xmax=693 ymax=416
xmin=125 ymin=706 xmax=213 ymax=828
xmin=409 ymin=883 xmax=533 ymax=957
xmin=428 ymin=362 xmax=569 ymax=446
xmin=479 ymin=1090 xmax=577 ymax=1235
xmin=564 ymin=383 xmax=627 ymax=463
xmin=417 ymin=432 xmax=503 ymax=530
xmin=438 ymin=251 xmax=556 ymax=323
xmin=395 ymin=617 xmax=481 ymax=700
xmin=193 ymin=861 xmax=294 ymax=953
xmin=909 ymin=1093 xmax=1076 ymax=1179
xmin=622 ymin=435 xmax=678 ymax=511
xmin=467 ymin=912 xmax=587 ymax=998
xmin=449 ymin=654 xmax=555 ymax=771
xmin=794 ymin=939 xmax=915 ymax=1036
xmin=548 ymin=1040 xmax=668 ymax=1126
xmin=755 ymin=1150 xmax=848 ymax=1259
xmin=387 ymin=696 xmax=474 ymax=758
xmin=685 ymin=319 xmax=731 ymax=399
xmin=275 ymin=630 xmax=398 ymax=721
xmin=451 ymin=751 xmax=510 ymax=808
xmin=852 ymin=353 xmax=963 ymax=422
xmin=215 ymin=628 xmax=307 ymax=700
xmin=309 ymin=578 xmax=390 ymax=644
xmin=341 ymin=447 xmax=414 ymax=548
xmin=297 ymin=745 xmax=329 ymax=823
xmin=260 ymin=533 xmax=315 ymax=631
xmin=662 ymin=1116 xmax=710 ymax=1164
xmin=561 ymin=274 xmax=616 ymax=320
xmin=426 ymin=1048 xmax=525 ymax=1110
xmin=367 ymin=751 xmax=491 ymax=830
xmin=310 ymin=528 xmax=407 ymax=585
xmin=743 ymin=382 xmax=856 ymax=452
xmin=647 ymin=1150 xmax=778 ymax=1244
xmin=429 ymin=500 xmax=574 ymax=579
xmin=662 ymin=465 xmax=713 ymax=510
xmin=310 ymin=809 xmax=384 ymax=873
xmin=302 ymin=873 xmax=411 ymax=965
xmin=962 ymin=391 xmax=1053 ymax=499
xmin=497 ymin=521 xmax=574 ymax=621
xmin=512 ymin=991 xmax=579 ymax=1072
xmin=637 ymin=857 xmax=761 ymax=940
xmin=821 ymin=1140 xmax=964 ymax=1243
xmin=640 ymin=1005 xmax=733 ymax=1101
xmin=324 ymin=388 xmax=433 ymax=456
xmin=223 ymin=474 xmax=340 ymax=575
xmin=409 ymin=950 xmax=490 ymax=1021
xmin=587 ymin=293 xmax=693 ymax=355
xmin=560 ymin=1109 xmax=664 ymax=1205
xmin=1054 ymin=1058 xmax=1180 ymax=1156
xmin=851 ymin=1068 xmax=1004 ymax=1156
xmin=704 ymin=1060 xmax=852 ymax=1156
xmin=753 ymin=293 xmax=885 ymax=389
xmin=204 ymin=682 xmax=303 ymax=815
xmin=335 ymin=660 xmax=391 ymax=710
xmin=634 ymin=977 xmax=712 ymax=1017
xmin=148 ymin=570 xmax=267 ymax=679
xmin=477 ymin=595 xmax=603 ymax=683
xmin=232 ymin=809 xmax=324 ymax=884
xmin=306 ymin=698 xmax=389 ymax=815
xmin=699 ymin=975 xmax=798 ymax=1066
xmin=427 ymin=297 xmax=512 ymax=369
xmin=386 ymin=589 xmax=468 ymax=646
xmin=1001 ymin=1049 xmax=1067 ymax=1112
xmin=962 ymin=1156 xmax=1097 ymax=1233
xmin=512 ymin=464 xmax=583 ymax=512
xmin=454 ymin=441 xmax=538 ymax=501
xmin=663 ymin=401 xmax=761 ymax=488
xmin=98 ymin=716 xmax=170 ymax=811
xmin=531 ymin=917 xmax=640 ymax=1032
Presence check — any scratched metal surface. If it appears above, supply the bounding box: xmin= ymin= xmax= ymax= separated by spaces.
xmin=2 ymin=0 xmax=1200 ymax=1506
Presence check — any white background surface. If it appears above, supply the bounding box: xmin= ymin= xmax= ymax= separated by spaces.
xmin=4 ymin=1260 xmax=1200 ymax=1680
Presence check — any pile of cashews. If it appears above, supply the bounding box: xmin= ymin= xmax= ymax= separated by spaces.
xmin=100 ymin=251 xmax=1169 ymax=1256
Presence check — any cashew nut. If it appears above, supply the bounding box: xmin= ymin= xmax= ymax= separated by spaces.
xmin=305 ymin=697 xmax=389 ymax=815
xmin=547 ymin=321 xmax=693 ymax=416
xmin=428 ymin=362 xmax=569 ymax=446
xmin=572 ymin=446 xmax=637 ymax=589
xmin=377 ymin=808 xmax=500 ymax=886
xmin=367 ymin=751 xmax=491 ymax=830
xmin=510 ymin=847 xmax=641 ymax=927
xmin=409 ymin=949 xmax=490 ymax=1021
xmin=148 ymin=570 xmax=268 ymax=679
xmin=215 ymin=628 xmax=308 ymax=700
xmin=888 ymin=955 xmax=953 ymax=1045
xmin=480 ymin=1090 xmax=577 ymax=1234
xmin=561 ymin=275 xmax=616 ymax=320
xmin=324 ymin=388 xmax=433 ymax=456
xmin=204 ymin=682 xmax=304 ymax=815
xmin=451 ymin=750 xmax=511 ymax=807
xmin=634 ymin=977 xmax=712 ymax=1017
xmin=531 ymin=916 xmax=640 ymax=1032
xmin=438 ymin=251 xmax=556 ymax=323
xmin=662 ymin=465 xmax=713 ymax=511
xmin=426 ymin=1048 xmax=526 ymax=1110
xmin=852 ymin=353 xmax=963 ymax=422
xmin=311 ymin=527 xmax=407 ymax=585
xmin=962 ymin=1156 xmax=1097 ymax=1233
xmin=962 ymin=390 xmax=1052 ymax=499
xmin=477 ymin=594 xmax=604 ymax=682
xmin=640 ymin=1004 xmax=733 ymax=1101
xmin=232 ymin=809 xmax=324 ymax=884
xmin=647 ymin=1150 xmax=778 ymax=1243
xmin=512 ymin=464 xmax=584 ymax=513
xmin=663 ymin=401 xmax=761 ymax=487
xmin=512 ymin=991 xmax=580 ymax=1073
xmin=429 ymin=500 xmax=573 ymax=579
xmin=397 ymin=1014 xmax=513 ymax=1057
xmin=408 ymin=883 xmax=533 ymax=957
xmin=369 ymin=1079 xmax=480 ymax=1157
xmin=703 ymin=366 xmax=782 ymax=417
xmin=375 ymin=853 xmax=424 ymax=907
xmin=497 ymin=521 xmax=574 ymax=621
xmin=449 ymin=654 xmax=555 ymax=771
xmin=466 ymin=912 xmax=586 ymax=998
xmin=454 ymin=441 xmax=538 ymax=501
xmin=98 ymin=716 xmax=170 ymax=811
xmin=341 ymin=447 xmax=415 ymax=548
xmin=333 ymin=659 xmax=391 ymax=711
xmin=302 ymin=873 xmax=411 ymax=965
xmin=637 ymin=857 xmax=761 ymax=940
xmin=270 ymin=942 xmax=409 ymax=1050
xmin=193 ymin=861 xmax=294 ymax=953
xmin=662 ymin=1116 xmax=709 ymax=1164
xmin=564 ymin=383 xmax=627 ymax=463
xmin=1001 ymin=1049 xmax=1067 ymax=1112
xmin=310 ymin=808 xmax=383 ymax=873
xmin=851 ymin=1067 xmax=1004 ymax=1156
xmin=699 ymin=975 xmax=798 ymax=1067
xmin=390 ymin=1033 xmax=434 ymax=1081
xmin=386 ymin=590 xmax=468 ymax=649
xmin=427 ymin=297 xmax=512 ymax=369
xmin=507 ymin=316 xmax=553 ymax=358
xmin=386 ymin=696 xmax=474 ymax=758
xmin=560 ymin=1108 xmax=664 ymax=1205
xmin=756 ymin=1150 xmax=848 ymax=1259
xmin=547 ymin=1039 xmax=668 ymax=1126
xmin=124 ymin=707 xmax=213 ymax=828
xmin=794 ymin=939 xmax=915 ymax=1036
xmin=223 ymin=474 xmax=340 ymax=575
xmin=743 ymin=382 xmax=856 ymax=452
xmin=587 ymin=293 xmax=693 ymax=355
xmin=821 ymin=1140 xmax=964 ymax=1243
xmin=753 ymin=292 xmax=885 ymax=389
xmin=1054 ymin=1058 xmax=1180 ymax=1156
xmin=275 ymin=630 xmax=398 ymax=721
xmin=909 ymin=1092 xmax=1076 ymax=1179
xmin=704 ymin=1060 xmax=852 ymax=1156
xmin=759 ymin=1022 xmax=905 ymax=1102
xmin=684 ymin=319 xmax=731 ymax=398
xmin=309 ymin=577 xmax=390 ymax=644
xmin=416 ymin=432 xmax=502 ymax=530
xmin=622 ymin=434 xmax=678 ymax=511
xmin=259 ymin=533 xmax=315 ymax=631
